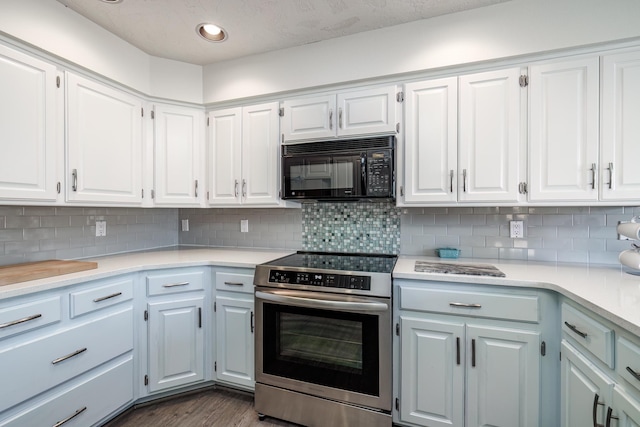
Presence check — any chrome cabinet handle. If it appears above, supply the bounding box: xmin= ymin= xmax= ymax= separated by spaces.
xmin=52 ymin=347 xmax=87 ymax=365
xmin=564 ymin=321 xmax=588 ymax=338
xmin=0 ymin=313 xmax=42 ymax=329
xmin=590 ymin=163 xmax=597 ymax=190
xmin=329 ymin=109 xmax=333 ymax=130
xmin=162 ymin=281 xmax=189 ymax=288
xmin=450 ymin=302 xmax=482 ymax=308
xmin=627 ymin=366 xmax=640 ymax=382
xmin=195 ymin=179 xmax=199 ymax=198
xmin=93 ymin=292 xmax=122 ymax=303
xmin=593 ymin=393 xmax=604 ymax=427
xmin=338 ymin=107 xmax=343 ymax=129
xmin=449 ymin=170 xmax=454 ymax=193
xmin=224 ymin=281 xmax=244 ymax=286
xmin=606 ymin=162 xmax=613 ymax=190
xmin=72 ymin=169 xmax=78 ymax=192
xmin=234 ymin=179 xmax=239 ymax=197
xmin=462 ymin=169 xmax=467 ymax=192
xmin=53 ymin=407 xmax=87 ymax=427
xmin=242 ymin=179 xmax=247 ymax=198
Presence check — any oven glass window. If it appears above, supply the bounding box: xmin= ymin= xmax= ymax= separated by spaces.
xmin=262 ymin=303 xmax=379 ymax=396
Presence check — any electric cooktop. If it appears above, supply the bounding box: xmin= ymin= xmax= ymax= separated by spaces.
xmin=264 ymin=251 xmax=397 ymax=274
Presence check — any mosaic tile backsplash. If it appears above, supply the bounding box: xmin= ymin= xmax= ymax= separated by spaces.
xmin=301 ymin=202 xmax=401 ymax=254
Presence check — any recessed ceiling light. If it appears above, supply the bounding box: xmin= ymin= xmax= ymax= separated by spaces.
xmin=99 ymin=0 xmax=123 ymax=3
xmin=197 ymin=23 xmax=228 ymax=42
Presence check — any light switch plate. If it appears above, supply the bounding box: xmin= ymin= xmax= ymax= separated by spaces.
xmin=181 ymin=219 xmax=189 ymax=232
xmin=241 ymin=219 xmax=249 ymax=233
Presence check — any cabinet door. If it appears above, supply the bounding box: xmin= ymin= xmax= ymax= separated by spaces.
xmin=336 ymin=86 xmax=397 ymax=138
xmin=399 ymin=316 xmax=464 ymax=427
xmin=612 ymin=386 xmax=640 ymax=427
xmin=529 ymin=57 xmax=599 ymax=202
xmin=153 ymin=104 xmax=204 ymax=206
xmin=560 ymin=340 xmax=614 ymax=427
xmin=466 ymin=324 xmax=540 ymax=427
xmin=458 ymin=68 xmax=523 ymax=203
xmin=281 ymin=94 xmax=336 ymax=142
xmin=148 ymin=297 xmax=204 ymax=392
xmin=0 ymin=44 xmax=60 ymax=202
xmin=403 ymin=77 xmax=458 ymax=204
xmin=601 ymin=50 xmax=640 ymax=201
xmin=66 ymin=73 xmax=143 ymax=205
xmin=241 ymin=102 xmax=280 ymax=205
xmin=215 ymin=295 xmax=254 ymax=389
xmin=208 ymin=107 xmax=242 ymax=205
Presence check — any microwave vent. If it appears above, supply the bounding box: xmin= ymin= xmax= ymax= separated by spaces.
xmin=283 ymin=136 xmax=394 ymax=155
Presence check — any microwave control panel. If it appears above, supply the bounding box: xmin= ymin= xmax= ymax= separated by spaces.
xmin=366 ymin=150 xmax=392 ymax=196
xmin=268 ymin=270 xmax=371 ymax=290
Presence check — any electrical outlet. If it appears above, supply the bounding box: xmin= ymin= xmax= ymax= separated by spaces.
xmin=241 ymin=219 xmax=249 ymax=233
xmin=95 ymin=220 xmax=107 ymax=237
xmin=181 ymin=219 xmax=189 ymax=232
xmin=510 ymin=220 xmax=524 ymax=238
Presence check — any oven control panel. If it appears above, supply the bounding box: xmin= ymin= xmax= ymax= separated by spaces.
xmin=268 ymin=270 xmax=371 ymax=290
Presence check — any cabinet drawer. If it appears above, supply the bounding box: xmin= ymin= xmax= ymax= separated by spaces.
xmin=561 ymin=303 xmax=614 ymax=368
xmin=215 ymin=271 xmax=254 ymax=294
xmin=399 ymin=285 xmax=539 ymax=323
xmin=147 ymin=270 xmax=204 ymax=296
xmin=0 ymin=307 xmax=133 ymax=413
xmin=70 ymin=277 xmax=134 ymax=318
xmin=0 ymin=296 xmax=61 ymax=340
xmin=0 ymin=355 xmax=133 ymax=427
xmin=618 ymin=336 xmax=640 ymax=391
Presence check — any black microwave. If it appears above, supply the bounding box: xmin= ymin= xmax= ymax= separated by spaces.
xmin=281 ymin=136 xmax=395 ymax=201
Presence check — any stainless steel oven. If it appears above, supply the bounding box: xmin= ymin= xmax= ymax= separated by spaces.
xmin=253 ymin=252 xmax=396 ymax=427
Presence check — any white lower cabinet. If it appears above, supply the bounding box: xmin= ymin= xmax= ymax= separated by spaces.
xmin=214 ymin=269 xmax=255 ymax=390
xmin=144 ymin=269 xmax=207 ymax=394
xmin=394 ymin=281 xmax=551 ymax=427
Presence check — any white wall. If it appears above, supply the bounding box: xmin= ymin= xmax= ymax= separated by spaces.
xmin=203 ymin=0 xmax=640 ymax=104
xmin=0 ymin=0 xmax=202 ymax=103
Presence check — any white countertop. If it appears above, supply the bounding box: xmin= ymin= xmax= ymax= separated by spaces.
xmin=0 ymin=247 xmax=294 ymax=301
xmin=2 ymin=248 xmax=639 ymax=337
xmin=394 ymin=255 xmax=640 ymax=336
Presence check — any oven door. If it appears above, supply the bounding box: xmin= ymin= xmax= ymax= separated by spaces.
xmin=255 ymin=287 xmax=391 ymax=411
xmin=282 ymin=154 xmax=363 ymax=199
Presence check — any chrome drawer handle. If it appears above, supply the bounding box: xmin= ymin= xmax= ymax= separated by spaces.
xmin=52 ymin=347 xmax=87 ymax=365
xmin=627 ymin=366 xmax=640 ymax=382
xmin=449 ymin=302 xmax=482 ymax=308
xmin=93 ymin=292 xmax=122 ymax=303
xmin=0 ymin=313 xmax=42 ymax=329
xmin=224 ymin=281 xmax=244 ymax=286
xmin=53 ymin=407 xmax=87 ymax=427
xmin=162 ymin=281 xmax=189 ymax=288
xmin=564 ymin=321 xmax=588 ymax=339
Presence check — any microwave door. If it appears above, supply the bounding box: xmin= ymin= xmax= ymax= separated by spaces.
xmin=284 ymin=156 xmax=334 ymax=198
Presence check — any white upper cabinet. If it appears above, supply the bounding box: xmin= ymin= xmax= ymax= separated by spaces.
xmin=0 ymin=44 xmax=61 ymax=203
xmin=401 ymin=68 xmax=523 ymax=206
xmin=600 ymin=50 xmax=640 ymax=201
xmin=528 ymin=57 xmax=600 ymax=202
xmin=281 ymin=86 xmax=397 ymax=143
xmin=403 ymin=77 xmax=458 ymax=204
xmin=459 ymin=68 xmax=524 ymax=203
xmin=66 ymin=72 xmax=143 ymax=205
xmin=152 ymin=103 xmax=205 ymax=206
xmin=208 ymin=101 xmax=282 ymax=206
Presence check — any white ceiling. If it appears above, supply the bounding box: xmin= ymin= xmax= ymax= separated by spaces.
xmin=56 ymin=0 xmax=510 ymax=66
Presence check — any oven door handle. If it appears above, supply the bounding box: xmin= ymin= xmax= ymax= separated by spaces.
xmin=255 ymin=290 xmax=389 ymax=312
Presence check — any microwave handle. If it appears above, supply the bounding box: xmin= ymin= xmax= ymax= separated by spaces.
xmin=361 ymin=154 xmax=367 ymax=195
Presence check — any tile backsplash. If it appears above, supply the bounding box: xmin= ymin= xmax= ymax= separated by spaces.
xmin=2 ymin=203 xmax=638 ymax=267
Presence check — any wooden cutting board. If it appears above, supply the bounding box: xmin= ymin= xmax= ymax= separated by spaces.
xmin=0 ymin=260 xmax=98 ymax=286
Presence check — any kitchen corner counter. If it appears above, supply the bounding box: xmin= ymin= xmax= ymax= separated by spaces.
xmin=393 ymin=256 xmax=640 ymax=337
xmin=0 ymin=248 xmax=294 ymax=301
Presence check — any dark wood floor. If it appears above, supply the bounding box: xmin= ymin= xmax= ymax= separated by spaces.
xmin=103 ymin=387 xmax=300 ymax=427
